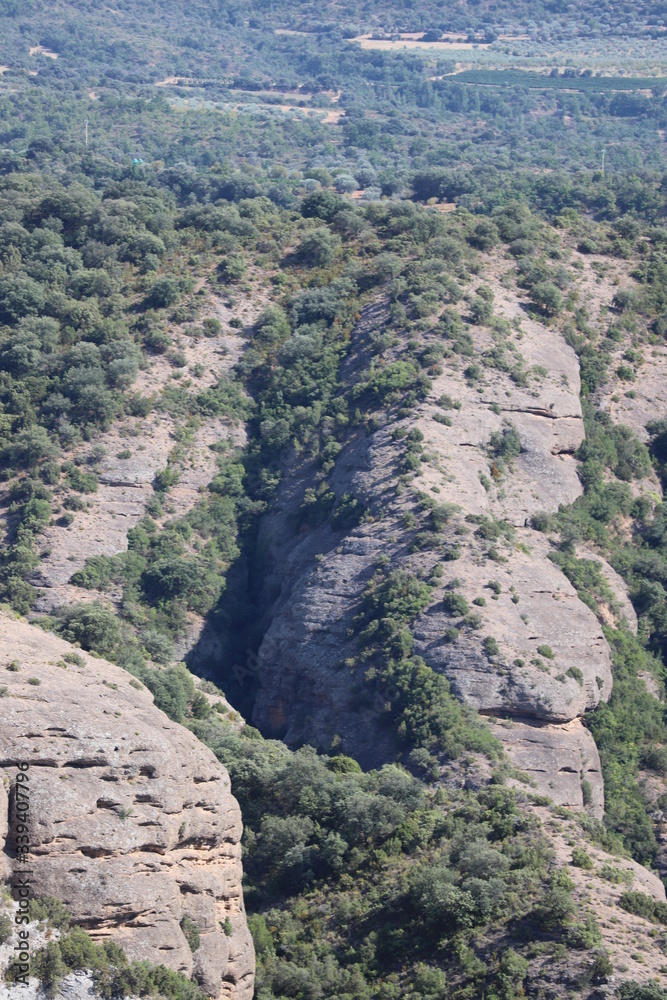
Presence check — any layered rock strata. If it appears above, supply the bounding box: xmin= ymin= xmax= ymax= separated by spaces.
xmin=0 ymin=615 xmax=254 ymax=1000
xmin=251 ymin=280 xmax=621 ymax=815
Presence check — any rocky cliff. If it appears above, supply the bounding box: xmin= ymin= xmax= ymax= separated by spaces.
xmin=250 ymin=251 xmax=651 ymax=817
xmin=0 ymin=615 xmax=254 ymax=1000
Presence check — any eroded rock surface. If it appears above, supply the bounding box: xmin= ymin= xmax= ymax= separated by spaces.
xmin=489 ymin=717 xmax=604 ymax=814
xmin=412 ymin=282 xmax=586 ymax=523
xmin=413 ymin=530 xmax=612 ymax=722
xmin=250 ymin=283 xmax=619 ymax=805
xmin=0 ymin=616 xmax=254 ymax=1000
xmin=19 ymin=298 xmax=258 ymax=615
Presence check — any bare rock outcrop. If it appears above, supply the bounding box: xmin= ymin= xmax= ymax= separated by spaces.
xmin=0 ymin=615 xmax=254 ymax=1000
xmin=489 ymin=716 xmax=604 ymax=814
xmin=250 ymin=284 xmax=619 ymax=805
xmin=20 ymin=301 xmax=257 ymax=615
xmin=412 ymin=530 xmax=612 ymax=722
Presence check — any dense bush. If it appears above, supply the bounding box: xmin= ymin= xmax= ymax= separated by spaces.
xmin=31 ymin=925 xmax=205 ymax=1000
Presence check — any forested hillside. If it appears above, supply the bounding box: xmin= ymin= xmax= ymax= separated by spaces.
xmin=0 ymin=2 xmax=667 ymax=1000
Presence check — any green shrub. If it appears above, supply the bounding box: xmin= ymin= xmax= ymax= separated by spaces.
xmin=133 ymin=663 xmax=195 ymax=723
xmin=55 ymin=602 xmax=123 ymax=657
xmin=180 ymin=915 xmax=200 ymax=953
xmin=147 ymin=276 xmax=180 ymax=309
xmin=468 ymin=219 xmax=499 ymax=251
xmin=533 ymin=869 xmax=575 ymax=929
xmin=566 ymin=915 xmax=602 ymax=949
xmin=33 ymin=941 xmax=68 ymax=994
xmin=361 ymin=570 xmax=433 ymax=628
xmin=566 ymin=666 xmax=584 ymax=685
xmin=154 ymin=467 xmax=180 ymax=493
xmin=297 ymin=227 xmax=340 ymax=268
xmin=0 ymin=913 xmax=12 ymax=944
xmin=64 ymin=654 xmax=86 ymax=670
xmin=28 ymin=897 xmax=71 ymax=931
xmin=496 ymin=949 xmax=528 ymax=1000
xmin=190 ymin=691 xmax=211 ymax=719
xmin=589 ymin=949 xmax=614 ymax=983
xmin=218 ymin=254 xmax=246 ymax=282
xmin=31 ymin=924 xmax=206 ymax=1000
xmin=618 ymin=891 xmax=667 ymax=924
xmin=442 ymin=592 xmax=470 ymax=616
xmin=530 ymin=280 xmax=562 ymax=315
xmin=619 ymin=982 xmax=667 ymax=1000
xmin=581 ymin=778 xmax=593 ymax=806
xmin=489 ymin=425 xmax=521 ymax=460
xmin=598 ymin=864 xmax=633 ymax=885
xmin=571 ymin=846 xmax=594 ymax=869
xmin=65 ymin=468 xmax=98 ymax=494
xmin=141 ymin=629 xmax=174 ymax=665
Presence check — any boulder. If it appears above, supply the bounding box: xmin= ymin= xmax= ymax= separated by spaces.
xmin=0 ymin=615 xmax=254 ymax=1000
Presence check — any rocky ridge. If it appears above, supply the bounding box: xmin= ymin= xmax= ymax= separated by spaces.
xmin=0 ymin=615 xmax=254 ymax=1000
xmin=18 ymin=288 xmax=262 ymax=617
xmin=250 ymin=255 xmax=649 ymax=815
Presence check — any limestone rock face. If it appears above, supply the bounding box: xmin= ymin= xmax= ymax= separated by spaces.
xmin=412 ymin=531 xmax=612 ymax=723
xmin=12 ymin=303 xmax=257 ymax=616
xmin=488 ymin=717 xmax=605 ymax=815
xmin=0 ymin=616 xmax=254 ymax=1000
xmin=249 ymin=287 xmax=620 ymax=808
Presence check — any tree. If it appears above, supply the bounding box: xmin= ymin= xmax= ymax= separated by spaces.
xmin=57 ymin=601 xmax=123 ymax=656
xmin=179 ymin=915 xmax=201 ymax=953
xmin=467 ymin=219 xmax=499 ymax=251
xmin=218 ymin=254 xmax=246 ymax=282
xmin=469 ymin=295 xmax=493 ymax=324
xmin=141 ymin=628 xmax=174 ymax=664
xmin=489 ymin=425 xmax=521 ymax=459
xmin=147 ymin=276 xmax=180 ymax=309
xmin=334 ymin=173 xmax=358 ymax=193
xmin=33 ymin=942 xmax=67 ymax=994
xmin=496 ymin=949 xmax=528 ymax=1000
xmin=531 ymin=281 xmax=563 ymax=316
xmin=3 ymin=426 xmax=59 ymax=468
xmin=301 ymin=190 xmax=344 ymax=223
xmin=297 ymin=227 xmax=340 ymax=268
xmin=0 ymin=274 xmax=46 ymax=323
xmin=137 ymin=663 xmax=195 ymax=723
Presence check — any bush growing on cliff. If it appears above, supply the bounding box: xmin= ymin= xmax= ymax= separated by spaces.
xmin=29 ymin=896 xmax=71 ymax=930
xmin=619 ymin=984 xmax=667 ymax=1000
xmin=54 ymin=601 xmax=124 ymax=657
xmin=618 ymin=891 xmax=667 ymax=925
xmin=31 ymin=924 xmax=206 ymax=1000
xmin=131 ymin=663 xmax=196 ymax=723
xmin=488 ymin=424 xmax=522 ymax=461
xmin=180 ymin=915 xmax=201 ymax=953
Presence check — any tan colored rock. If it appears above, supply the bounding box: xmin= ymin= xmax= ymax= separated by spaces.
xmin=19 ymin=310 xmax=253 ymax=615
xmin=408 ymin=280 xmax=586 ymax=525
xmin=489 ymin=716 xmax=604 ymax=816
xmin=251 ymin=291 xmax=614 ymax=804
xmin=0 ymin=615 xmax=254 ymax=1000
xmin=413 ymin=531 xmax=612 ymax=723
xmin=31 ymin=482 xmax=153 ymax=611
